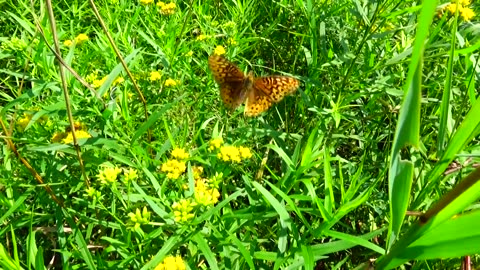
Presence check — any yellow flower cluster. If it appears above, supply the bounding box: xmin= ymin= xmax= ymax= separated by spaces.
xmin=113 ymin=77 xmax=124 ymax=85
xmin=51 ymin=122 xmax=91 ymax=144
xmin=17 ymin=113 xmax=33 ymax=131
xmin=64 ymin=33 xmax=89 ymax=47
xmin=123 ymin=168 xmax=138 ymax=183
xmin=150 ymin=71 xmax=162 ymax=81
xmin=192 ymin=166 xmax=203 ymax=180
xmin=1 ymin=37 xmax=27 ymax=52
xmin=217 ymin=145 xmax=252 ymax=163
xmin=227 ymin=37 xmax=237 ymax=45
xmin=158 ymin=1 xmax=176 ymax=15
xmin=161 ymin=148 xmax=189 ymax=179
xmin=16 ymin=112 xmax=48 ymax=132
xmin=140 ymin=0 xmax=154 ymax=4
xmin=161 ymin=159 xmax=186 ymax=179
xmin=172 ymin=198 xmax=197 ymax=223
xmin=61 ymin=130 xmax=91 ymax=144
xmin=441 ymin=0 xmax=475 ymax=21
xmin=155 ymin=255 xmax=186 ymax=270
xmin=194 ymin=178 xmax=220 ymax=206
xmin=92 ymin=76 xmax=107 ymax=88
xmin=164 ymin=78 xmax=179 ymax=87
xmin=128 ymin=206 xmax=151 ymax=229
xmin=86 ymin=74 xmax=124 ymax=89
xmin=97 ymin=166 xmax=122 ymax=184
xmin=97 ymin=166 xmax=122 ymax=185
xmin=459 ymin=0 xmax=471 ymax=6
xmin=196 ymin=34 xmax=212 ymax=41
xmin=171 ymin=148 xmax=190 ymax=159
xmin=213 ymin=45 xmax=226 ymax=56
xmin=208 ymin=138 xmax=224 ymax=151
xmin=75 ymin=33 xmax=89 ymax=43
xmin=85 ymin=72 xmax=98 ymax=83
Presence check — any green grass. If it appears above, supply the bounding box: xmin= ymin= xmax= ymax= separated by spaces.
xmin=2 ymin=0 xmax=480 ymax=269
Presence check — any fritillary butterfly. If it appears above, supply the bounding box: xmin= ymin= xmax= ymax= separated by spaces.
xmin=208 ymin=55 xmax=299 ymax=116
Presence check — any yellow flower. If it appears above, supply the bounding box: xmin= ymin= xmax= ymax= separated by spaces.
xmin=238 ymin=146 xmax=253 ymax=159
xmin=61 ymin=130 xmax=91 ymax=144
xmin=64 ymin=39 xmax=73 ymax=46
xmin=459 ymin=6 xmax=475 ymax=21
xmin=171 ymin=148 xmax=189 ymax=160
xmin=113 ymin=77 xmax=125 ymax=85
xmin=164 ymin=78 xmax=178 ymax=87
xmin=196 ymin=34 xmax=210 ymax=41
xmin=97 ymin=166 xmax=122 ymax=185
xmin=16 ymin=113 xmax=33 ymax=131
xmin=458 ymin=0 xmax=471 ymax=6
xmin=140 ymin=0 xmax=154 ymax=4
xmin=172 ymin=199 xmax=197 ymax=223
xmin=85 ymin=72 xmax=98 ymax=83
xmin=123 ymin=168 xmax=138 ymax=183
xmin=155 ymin=255 xmax=186 ymax=270
xmin=217 ymin=145 xmax=241 ymax=162
xmin=128 ymin=206 xmax=151 ymax=229
xmin=194 ymin=178 xmax=220 ymax=206
xmin=227 ymin=37 xmax=237 ymax=45
xmin=161 ymin=159 xmax=186 ymax=179
xmin=75 ymin=33 xmax=89 ymax=44
xmin=443 ymin=3 xmax=475 ymax=21
xmin=149 ymin=71 xmax=162 ymax=81
xmin=185 ymin=50 xmax=193 ymax=57
xmin=208 ymin=138 xmax=224 ymax=151
xmin=213 ymin=45 xmax=226 ymax=56
xmin=1 ymin=37 xmax=27 ymax=52
xmin=92 ymin=76 xmax=108 ymax=88
xmin=158 ymin=2 xmax=176 ymax=15
xmin=445 ymin=3 xmax=458 ymax=14
xmin=192 ymin=166 xmax=203 ymax=180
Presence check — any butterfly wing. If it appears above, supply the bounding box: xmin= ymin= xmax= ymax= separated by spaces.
xmin=245 ymin=76 xmax=300 ymax=116
xmin=208 ymin=55 xmax=248 ymax=109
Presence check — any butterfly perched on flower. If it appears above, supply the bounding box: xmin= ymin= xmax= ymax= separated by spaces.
xmin=208 ymin=55 xmax=300 ymax=116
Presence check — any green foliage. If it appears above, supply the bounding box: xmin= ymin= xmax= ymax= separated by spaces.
xmin=1 ymin=0 xmax=480 ymax=269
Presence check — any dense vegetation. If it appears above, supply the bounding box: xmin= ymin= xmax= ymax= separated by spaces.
xmin=1 ymin=0 xmax=480 ymax=269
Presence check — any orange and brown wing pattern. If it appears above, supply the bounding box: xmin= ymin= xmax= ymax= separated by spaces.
xmin=208 ymin=55 xmax=248 ymax=109
xmin=253 ymin=76 xmax=299 ymax=102
xmin=244 ymin=86 xmax=272 ymax=117
xmin=209 ymin=55 xmax=300 ymax=116
xmin=244 ymin=76 xmax=299 ymax=116
xmin=208 ymin=55 xmax=245 ymax=84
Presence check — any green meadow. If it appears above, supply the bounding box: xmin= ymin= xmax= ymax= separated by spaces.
xmin=1 ymin=0 xmax=480 ymax=269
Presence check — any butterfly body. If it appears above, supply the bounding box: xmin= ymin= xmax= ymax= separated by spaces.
xmin=208 ymin=55 xmax=299 ymax=116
